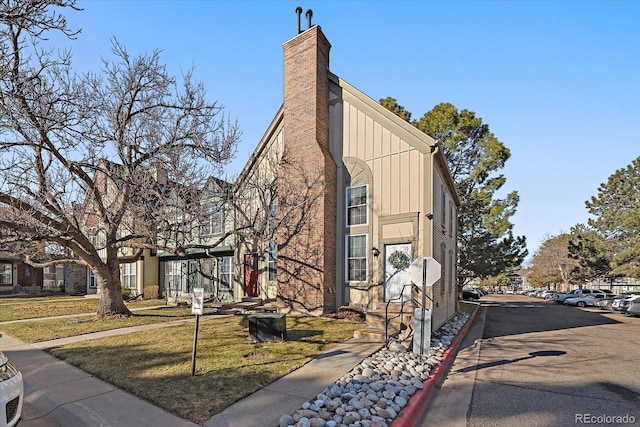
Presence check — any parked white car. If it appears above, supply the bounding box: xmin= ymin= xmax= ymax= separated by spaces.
xmin=540 ymin=290 xmax=558 ymax=300
xmin=0 ymin=351 xmax=23 ymax=427
xmin=626 ymin=300 xmax=640 ymax=317
xmin=564 ymin=294 xmax=605 ymax=307
xmin=612 ymin=294 xmax=640 ymax=313
xmin=555 ymin=288 xmax=612 ymax=304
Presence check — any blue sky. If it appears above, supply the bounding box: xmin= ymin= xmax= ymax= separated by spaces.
xmin=60 ymin=0 xmax=639 ymax=262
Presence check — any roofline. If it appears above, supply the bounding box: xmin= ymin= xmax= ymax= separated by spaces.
xmin=235 ymin=105 xmax=284 ymax=191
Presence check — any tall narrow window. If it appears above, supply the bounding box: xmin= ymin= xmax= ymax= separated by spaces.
xmin=449 ymin=201 xmax=454 ymax=237
xmin=440 ymin=243 xmax=446 ymax=295
xmin=347 ymin=234 xmax=367 ymax=282
xmin=449 ymin=250 xmax=455 ymax=294
xmin=121 ymin=262 xmax=136 ymax=289
xmin=268 ymin=241 xmax=277 ymax=282
xmin=346 ymin=185 xmax=368 ymax=226
xmin=218 ymin=257 xmax=233 ymax=291
xmin=88 ymin=268 xmax=97 ymax=289
xmin=441 ymin=185 xmax=446 ymax=230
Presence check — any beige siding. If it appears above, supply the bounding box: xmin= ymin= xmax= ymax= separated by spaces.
xmin=339 ymin=86 xmax=459 ymax=326
xmin=342 ymin=98 xmax=426 ymax=221
xmin=430 ymin=166 xmax=458 ymax=330
xmin=234 ymin=125 xmax=284 ymax=301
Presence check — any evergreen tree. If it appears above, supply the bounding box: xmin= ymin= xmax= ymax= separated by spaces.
xmin=380 ymin=100 xmax=527 ymax=285
xmin=585 ymin=156 xmax=640 ymax=277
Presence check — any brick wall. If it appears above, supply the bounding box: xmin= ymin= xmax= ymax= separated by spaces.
xmin=277 ymin=26 xmax=337 ymax=315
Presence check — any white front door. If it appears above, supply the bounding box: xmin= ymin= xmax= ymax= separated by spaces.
xmin=384 ymin=243 xmax=412 ymax=302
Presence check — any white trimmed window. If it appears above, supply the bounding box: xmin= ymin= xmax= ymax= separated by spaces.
xmin=268 ymin=241 xmax=277 ymax=282
xmin=88 ymin=268 xmax=97 ymax=289
xmin=121 ymin=262 xmax=136 ymax=289
xmin=440 ymin=243 xmax=446 ymax=295
xmin=218 ymin=256 xmax=233 ymax=291
xmin=165 ymin=261 xmax=182 ymax=293
xmin=201 ymin=206 xmax=223 ymax=236
xmin=449 ymin=249 xmax=455 ymax=293
xmin=346 ymin=185 xmax=368 ymax=226
xmin=441 ymin=185 xmax=446 ymax=229
xmin=347 ymin=234 xmax=368 ymax=282
xmin=0 ymin=263 xmax=11 ymax=285
xmin=449 ymin=202 xmax=458 ymax=237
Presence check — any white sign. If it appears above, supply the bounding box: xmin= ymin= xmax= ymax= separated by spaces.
xmin=192 ymin=288 xmax=204 ymax=315
xmin=408 ymin=257 xmax=441 ymax=287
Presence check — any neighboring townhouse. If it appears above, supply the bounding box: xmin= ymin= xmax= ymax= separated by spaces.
xmin=0 ymin=252 xmax=43 ymax=292
xmin=77 ymin=157 xmax=236 ymax=302
xmin=81 ymin=161 xmax=167 ymax=299
xmin=235 ymin=20 xmax=460 ymax=329
xmin=157 ymin=176 xmax=236 ymax=303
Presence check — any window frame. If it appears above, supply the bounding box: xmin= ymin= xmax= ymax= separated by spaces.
xmin=440 ymin=243 xmax=446 ymax=295
xmin=88 ymin=268 xmax=98 ymax=289
xmin=346 ymin=234 xmax=368 ymax=282
xmin=346 ymin=184 xmax=369 ymax=227
xmin=218 ymin=256 xmax=233 ymax=291
xmin=441 ymin=185 xmax=447 ymax=231
xmin=0 ymin=263 xmax=12 ymax=285
xmin=268 ymin=241 xmax=277 ymax=282
xmin=165 ymin=261 xmax=182 ymax=293
xmin=121 ymin=262 xmax=137 ymax=289
xmin=449 ymin=201 xmax=454 ymax=237
xmin=201 ymin=205 xmax=224 ymax=237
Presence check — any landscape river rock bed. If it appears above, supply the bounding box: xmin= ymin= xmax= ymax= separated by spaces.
xmin=278 ymin=311 xmax=471 ymax=427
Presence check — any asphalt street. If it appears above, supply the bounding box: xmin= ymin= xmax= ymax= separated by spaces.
xmin=421 ymin=294 xmax=640 ymax=427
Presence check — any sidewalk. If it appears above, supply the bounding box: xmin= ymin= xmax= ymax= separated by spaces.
xmin=1 ymin=305 xmax=479 ymax=427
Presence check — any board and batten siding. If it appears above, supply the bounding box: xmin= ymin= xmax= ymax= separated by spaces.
xmin=338 ymin=82 xmax=458 ymax=328
xmin=343 ymin=101 xmax=423 ymax=219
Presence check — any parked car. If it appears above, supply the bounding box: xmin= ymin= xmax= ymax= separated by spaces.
xmin=462 ymin=289 xmax=481 ymax=301
xmin=612 ymin=294 xmax=640 ymax=313
xmin=627 ymin=300 xmax=640 ymax=316
xmin=564 ymin=294 xmax=606 ymax=307
xmin=554 ymin=289 xmax=611 ymax=304
xmin=596 ymin=294 xmax=626 ymax=311
xmin=0 ymin=351 xmax=23 ymax=427
xmin=540 ymin=290 xmax=558 ymax=300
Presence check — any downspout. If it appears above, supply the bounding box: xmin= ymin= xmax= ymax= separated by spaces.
xmin=427 ymin=142 xmax=439 ymax=314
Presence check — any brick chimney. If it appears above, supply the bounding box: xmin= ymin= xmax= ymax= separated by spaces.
xmin=277 ymin=23 xmax=337 ymax=315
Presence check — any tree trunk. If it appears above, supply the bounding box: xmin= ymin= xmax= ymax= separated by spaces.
xmin=96 ymin=261 xmax=133 ymax=319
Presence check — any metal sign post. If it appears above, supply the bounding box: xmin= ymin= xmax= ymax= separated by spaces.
xmin=408 ymin=257 xmax=441 ymax=355
xmin=420 ymin=258 xmax=427 ymax=355
xmin=191 ymin=288 xmax=204 ymax=376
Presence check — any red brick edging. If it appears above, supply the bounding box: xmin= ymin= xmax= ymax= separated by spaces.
xmin=391 ymin=303 xmax=480 ymax=427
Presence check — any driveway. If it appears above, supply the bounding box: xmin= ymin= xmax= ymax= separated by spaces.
xmin=421 ymin=294 xmax=640 ymax=427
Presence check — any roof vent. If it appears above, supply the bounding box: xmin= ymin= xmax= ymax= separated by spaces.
xmin=295 ymin=6 xmax=313 ymax=34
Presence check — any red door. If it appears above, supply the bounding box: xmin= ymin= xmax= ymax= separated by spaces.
xmin=244 ymin=253 xmax=259 ymax=297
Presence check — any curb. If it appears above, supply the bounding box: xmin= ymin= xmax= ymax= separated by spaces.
xmin=391 ymin=303 xmax=480 ymax=427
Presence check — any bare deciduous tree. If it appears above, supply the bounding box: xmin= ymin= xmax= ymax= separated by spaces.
xmin=0 ymin=0 xmax=240 ymax=317
xmin=233 ymin=140 xmax=326 ymax=312
xmin=529 ymin=233 xmax=579 ymax=291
